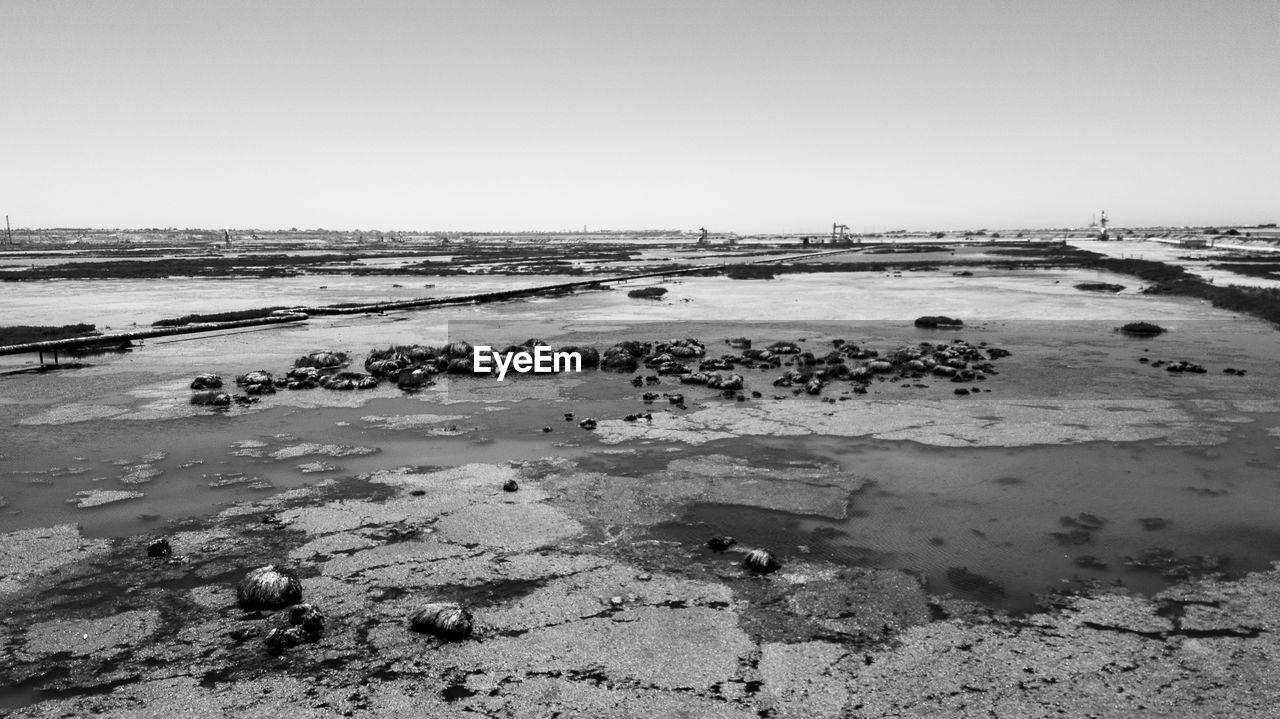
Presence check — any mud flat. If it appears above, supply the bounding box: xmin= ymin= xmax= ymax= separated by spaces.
xmin=5 ymin=241 xmax=1280 ymax=715
xmin=5 ymin=458 xmax=1280 ymax=717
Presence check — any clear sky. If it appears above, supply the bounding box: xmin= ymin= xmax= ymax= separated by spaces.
xmin=2 ymin=0 xmax=1276 ymax=233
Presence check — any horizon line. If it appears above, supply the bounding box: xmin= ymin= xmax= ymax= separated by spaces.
xmin=4 ymin=223 xmax=1277 ymax=236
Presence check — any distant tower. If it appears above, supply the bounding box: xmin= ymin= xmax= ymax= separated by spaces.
xmin=1098 ymin=210 xmax=1110 ymax=240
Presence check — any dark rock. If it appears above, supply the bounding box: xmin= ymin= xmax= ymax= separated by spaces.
xmin=190 ymin=373 xmax=223 ymax=390
xmin=288 ymin=603 xmax=325 ymax=634
xmin=264 ymin=626 xmax=307 ymax=653
xmin=559 ymin=345 xmax=599 ymax=367
xmin=706 ymin=536 xmax=737 ymax=552
xmin=294 ymin=351 xmax=348 ymax=369
xmin=190 ymin=390 xmax=231 ymax=406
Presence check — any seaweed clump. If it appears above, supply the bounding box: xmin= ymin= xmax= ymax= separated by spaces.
xmin=627 ymin=286 xmax=668 ymax=299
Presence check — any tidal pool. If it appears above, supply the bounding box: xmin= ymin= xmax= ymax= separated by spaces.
xmin=643 ymin=429 xmax=1280 ymax=611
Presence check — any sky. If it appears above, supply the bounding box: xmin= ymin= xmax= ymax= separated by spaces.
xmin=1 ymin=0 xmax=1277 ymax=233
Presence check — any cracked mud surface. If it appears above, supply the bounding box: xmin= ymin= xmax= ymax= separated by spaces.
xmin=5 ymin=456 xmax=1280 ymax=717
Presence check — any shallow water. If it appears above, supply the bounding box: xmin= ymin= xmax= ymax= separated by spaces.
xmin=645 ymin=428 xmax=1280 ymax=611
xmin=4 ymin=264 xmax=1280 ymax=611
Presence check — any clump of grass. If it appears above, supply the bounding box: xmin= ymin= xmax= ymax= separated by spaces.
xmin=1074 ymin=282 xmax=1125 ymax=292
xmin=914 ymin=316 xmax=964 ymax=328
xmin=1 ymin=255 xmax=359 ymax=281
xmin=1119 ymin=322 xmax=1166 ymax=336
xmin=627 ymin=286 xmax=668 ymax=299
xmin=1209 ymin=263 xmax=1280 ymax=279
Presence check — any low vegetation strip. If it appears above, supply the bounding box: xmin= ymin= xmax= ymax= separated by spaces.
xmin=1069 ymin=250 xmax=1280 ymax=326
xmin=152 ymin=308 xmax=291 ymax=327
xmin=0 ymin=246 xmax=649 ymax=281
xmin=703 ymin=258 xmax=1048 ymax=278
xmin=1208 ymin=263 xmax=1280 ymax=279
xmin=0 ymin=324 xmax=98 ymax=345
xmin=0 ymin=255 xmax=362 ymax=281
xmin=0 ymin=314 xmax=309 ymax=356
